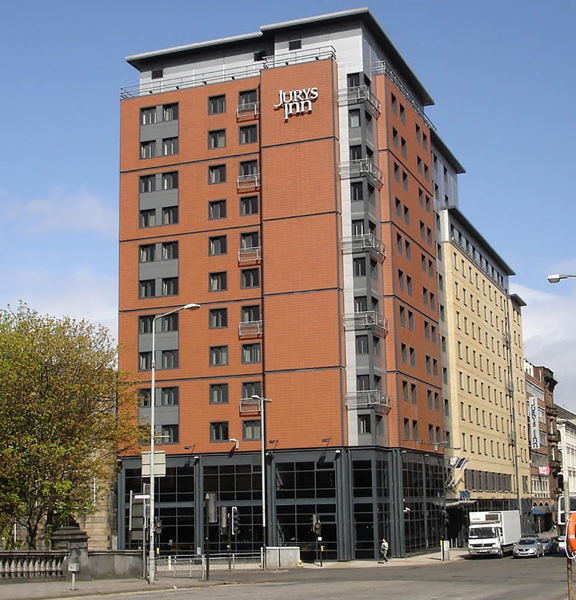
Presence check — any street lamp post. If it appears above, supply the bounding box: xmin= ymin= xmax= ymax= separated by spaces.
xmin=251 ymin=394 xmax=271 ymax=568
xmin=148 ymin=302 xmax=200 ymax=585
xmin=547 ymin=274 xmax=574 ymax=599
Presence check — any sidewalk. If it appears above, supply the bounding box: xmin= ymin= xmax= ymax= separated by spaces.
xmin=0 ymin=549 xmax=468 ymax=600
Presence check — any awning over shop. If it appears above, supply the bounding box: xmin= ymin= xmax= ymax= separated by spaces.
xmin=446 ymin=500 xmax=477 ymax=509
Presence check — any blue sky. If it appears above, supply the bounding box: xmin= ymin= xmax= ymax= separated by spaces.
xmin=2 ymin=0 xmax=575 ymax=407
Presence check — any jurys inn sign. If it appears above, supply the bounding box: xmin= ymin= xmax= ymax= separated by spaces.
xmin=275 ymin=87 xmax=319 ymax=121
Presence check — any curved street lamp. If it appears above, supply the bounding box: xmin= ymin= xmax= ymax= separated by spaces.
xmin=547 ymin=274 xmax=576 ymax=284
xmin=149 ymin=302 xmax=201 ymax=585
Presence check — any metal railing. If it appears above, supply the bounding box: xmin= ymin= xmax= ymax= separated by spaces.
xmin=239 ymin=398 xmax=262 ymax=414
xmin=342 ymin=234 xmax=385 ymax=261
xmin=155 ymin=551 xmax=263 ymax=578
xmin=237 ymin=174 xmax=260 ymax=190
xmin=346 ymin=391 xmax=391 ymax=412
xmin=238 ymin=246 xmax=262 ymax=263
xmin=237 ymin=102 xmax=260 ymax=118
xmin=120 ymin=46 xmax=336 ymax=99
xmin=339 ymin=159 xmax=383 ymax=188
xmin=238 ymin=320 xmax=263 ymax=337
xmin=0 ymin=551 xmax=66 ymax=579
xmin=337 ymin=85 xmax=381 ymax=115
xmin=373 ymin=60 xmax=436 ymax=131
xmin=344 ymin=311 xmax=389 ymax=336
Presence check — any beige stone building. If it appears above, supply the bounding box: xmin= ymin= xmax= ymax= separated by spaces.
xmin=434 ymin=171 xmax=531 ymax=542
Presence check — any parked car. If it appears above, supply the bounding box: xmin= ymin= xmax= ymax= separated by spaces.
xmin=513 ymin=536 xmax=544 ymax=558
xmin=558 ymin=535 xmax=566 ymax=555
xmin=542 ymin=536 xmax=558 ymax=555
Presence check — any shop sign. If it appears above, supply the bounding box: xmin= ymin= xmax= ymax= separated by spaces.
xmin=275 ymin=87 xmax=319 ymax=121
xmin=529 ymin=396 xmax=540 ymax=449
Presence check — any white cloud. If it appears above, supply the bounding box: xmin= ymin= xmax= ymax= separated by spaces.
xmin=2 ymin=268 xmax=118 ymax=339
xmin=7 ymin=188 xmax=117 ymax=237
xmin=512 ymin=282 xmax=576 ymax=412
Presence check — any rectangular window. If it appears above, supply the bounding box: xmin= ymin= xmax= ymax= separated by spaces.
xmin=140 ymin=244 xmax=156 ymax=263
xmin=162 ymin=242 xmax=178 ymax=260
xmin=208 ymin=199 xmax=226 ymax=220
xmin=400 ymin=104 xmax=406 ymax=124
xmin=162 ymin=206 xmax=178 ymax=225
xmin=405 ymin=241 xmax=411 ymax=259
xmin=349 ymin=109 xmax=361 ymax=128
xmin=159 ymin=313 xmax=178 ymax=332
xmin=210 ymin=421 xmax=229 ymax=442
xmin=209 ymin=272 xmax=227 ymax=292
xmin=288 ymin=39 xmax=302 ymax=51
xmin=399 ymin=305 xmax=406 ymax=326
xmin=162 ymin=137 xmax=178 ymax=156
xmin=209 ymin=235 xmax=227 ymax=256
xmin=411 ymin=383 xmax=417 ymax=404
xmin=210 ymin=383 xmax=229 ymax=404
xmin=140 ymin=175 xmax=156 ymax=193
xmin=401 ymin=138 xmax=406 ymax=157
xmin=241 ymin=305 xmax=260 ymax=322
xmin=356 ymin=335 xmax=369 ymax=354
xmin=242 ymin=343 xmax=261 ymax=364
xmin=209 ymin=164 xmax=226 ymax=184
xmin=358 ymin=414 xmax=371 ymax=435
xmin=208 ymin=129 xmax=226 ymax=149
xmin=161 ymin=350 xmax=178 ymax=369
xmin=408 ymin=310 xmax=414 ymax=330
xmin=139 ymin=351 xmax=152 ymax=370
xmin=208 ymin=95 xmax=226 ymax=115
xmin=242 ymin=381 xmax=262 ymax=399
xmin=140 ymin=209 xmax=156 ymax=228
xmin=139 ymin=279 xmax=155 ymax=298
xmin=162 ymin=278 xmax=178 ymax=296
xmin=209 ymin=308 xmax=228 ymax=329
xmin=410 ymin=347 xmax=416 ymax=367
xmin=240 ymin=196 xmax=259 ymax=216
xmin=243 ymin=419 xmax=262 ymax=441
xmin=239 ymin=125 xmax=258 ymax=144
xmin=239 ymin=160 xmax=258 ymax=177
xmin=162 ymin=103 xmax=178 ymax=121
xmin=210 ymin=346 xmax=228 ymax=366
xmin=141 ymin=107 xmax=157 ymax=125
xmin=159 ymin=424 xmax=179 ymax=444
xmin=351 ymin=182 xmax=363 ymax=201
xmin=391 ymin=94 xmax=397 ymax=114
xmin=239 ymin=89 xmax=257 ymax=108
xmin=240 ymin=231 xmax=259 ymax=249
xmin=139 ymin=315 xmax=154 ymax=334
xmin=162 ymin=171 xmax=178 ymax=190
xmin=354 ymin=258 xmax=367 ymax=277
xmin=412 ymin=420 xmax=418 ymax=440
xmin=140 ymin=141 xmax=155 ymax=159
xmin=404 ymin=418 xmax=410 ymax=440
xmin=241 ymin=268 xmax=260 ymax=288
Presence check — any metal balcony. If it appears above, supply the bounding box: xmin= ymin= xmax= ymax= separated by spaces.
xmin=507 ymin=431 xmax=516 ymax=444
xmin=346 ymin=391 xmax=391 ymax=413
xmin=338 ymin=85 xmax=381 ymax=116
xmin=238 ymin=246 xmax=262 ymax=263
xmin=239 ymin=398 xmax=261 ymax=414
xmin=339 ymin=159 xmax=383 ymax=189
xmin=505 ymin=381 xmax=514 ymax=394
xmin=344 ymin=311 xmax=388 ymax=337
xmin=238 ymin=320 xmax=263 ymax=337
xmin=237 ymin=102 xmax=259 ymax=119
xmin=548 ymin=431 xmax=561 ymax=443
xmin=237 ymin=174 xmax=260 ymax=191
xmin=342 ymin=234 xmax=386 ymax=262
xmin=502 ymin=332 xmax=511 ymax=347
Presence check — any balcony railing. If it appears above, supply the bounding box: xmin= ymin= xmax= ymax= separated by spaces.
xmin=237 ymin=173 xmax=260 ymax=191
xmin=120 ymin=46 xmax=336 ymax=99
xmin=505 ymin=381 xmax=514 ymax=394
xmin=239 ymin=398 xmax=261 ymax=414
xmin=239 ymin=320 xmax=263 ymax=337
xmin=548 ymin=431 xmax=561 ymax=443
xmin=502 ymin=332 xmax=511 ymax=347
xmin=344 ymin=311 xmax=388 ymax=337
xmin=237 ymin=102 xmax=259 ymax=119
xmin=346 ymin=391 xmax=391 ymax=413
xmin=339 ymin=159 xmax=383 ymax=188
xmin=238 ymin=246 xmax=262 ymax=263
xmin=338 ymin=85 xmax=381 ymax=115
xmin=342 ymin=234 xmax=386 ymax=262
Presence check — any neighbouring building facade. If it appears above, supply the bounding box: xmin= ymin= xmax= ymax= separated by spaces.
xmin=436 ymin=203 xmax=531 ymax=545
xmin=556 ymin=405 xmax=576 ymax=507
xmin=116 ymin=8 xmax=527 ymax=559
xmin=525 ymin=361 xmax=559 ymax=531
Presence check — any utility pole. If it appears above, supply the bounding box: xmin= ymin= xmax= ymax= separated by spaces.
xmin=564 ymin=467 xmax=573 ymax=600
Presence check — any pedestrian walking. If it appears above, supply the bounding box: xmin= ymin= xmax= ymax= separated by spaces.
xmin=380 ymin=537 xmax=389 ymax=564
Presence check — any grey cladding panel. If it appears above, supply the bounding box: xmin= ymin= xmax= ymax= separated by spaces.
xmin=139 ymin=331 xmax=179 ymax=352
xmin=139 ymin=189 xmax=179 ymax=211
xmin=139 ymin=259 xmax=178 ymax=280
xmin=140 ymin=121 xmax=179 ymax=143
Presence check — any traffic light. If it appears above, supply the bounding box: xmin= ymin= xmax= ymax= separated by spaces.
xmin=154 ymin=518 xmax=163 ymax=535
xmin=232 ymin=506 xmax=240 ymax=535
xmin=312 ymin=513 xmax=321 ymax=536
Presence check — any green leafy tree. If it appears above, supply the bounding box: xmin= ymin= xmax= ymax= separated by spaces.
xmin=0 ymin=303 xmax=139 ymax=548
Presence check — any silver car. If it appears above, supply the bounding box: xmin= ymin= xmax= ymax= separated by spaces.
xmin=513 ymin=536 xmax=544 ymax=558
